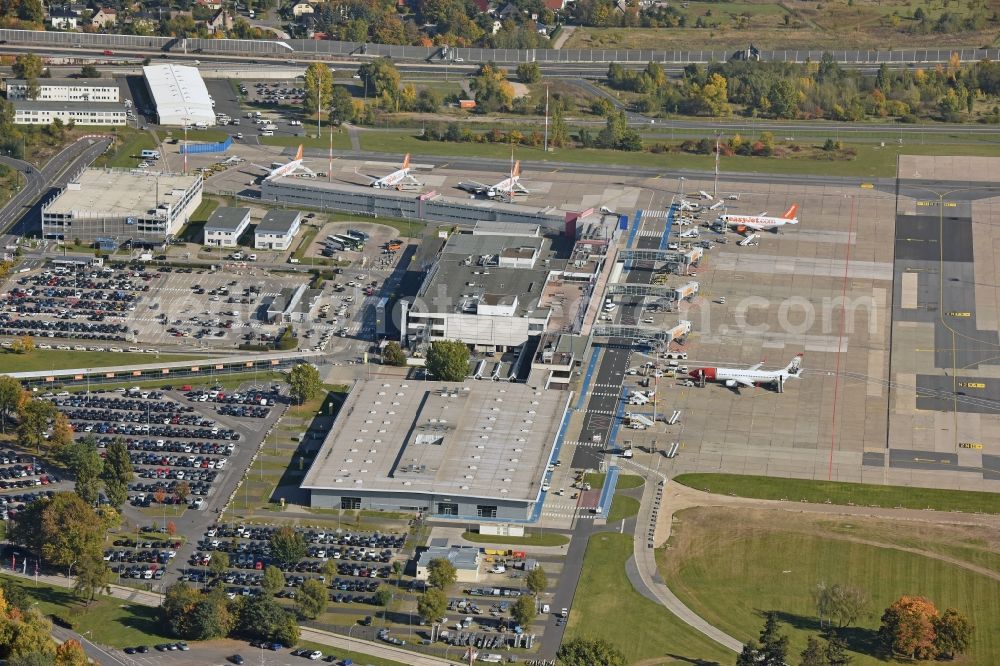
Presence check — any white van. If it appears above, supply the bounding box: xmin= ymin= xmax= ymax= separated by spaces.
xmin=261 ymin=130 xmax=274 ymax=137
xmin=140 ymin=149 xmax=160 ymax=159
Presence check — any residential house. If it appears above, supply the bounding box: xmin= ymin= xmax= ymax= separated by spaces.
xmin=292 ymin=2 xmax=313 ymax=17
xmin=194 ymin=0 xmax=222 ymax=10
xmin=543 ymin=0 xmax=564 ymax=10
xmin=49 ymin=7 xmax=79 ymax=29
xmin=90 ymin=6 xmax=117 ymax=27
xmin=205 ymin=8 xmax=232 ymax=32
xmin=496 ymin=2 xmax=520 ymax=19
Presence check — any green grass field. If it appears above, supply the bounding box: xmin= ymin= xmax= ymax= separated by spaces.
xmin=260 ymin=132 xmax=353 ymax=151
xmin=606 ymin=494 xmax=641 ymax=523
xmin=94 ymin=130 xmax=158 ymax=169
xmin=566 ymin=533 xmax=732 ymax=664
xmin=1 ymin=574 xmax=173 ymax=647
xmin=674 ymin=473 xmax=1000 ymax=514
xmin=462 ymin=530 xmax=570 ymax=547
xmin=0 ymin=350 xmax=206 ymax=373
xmin=585 ymin=473 xmax=645 ymax=490
xmin=661 ymin=507 xmax=1000 ymax=664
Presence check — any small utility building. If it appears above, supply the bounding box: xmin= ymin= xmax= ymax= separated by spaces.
xmin=416 ymin=546 xmax=481 ymax=583
xmin=204 ymin=207 xmax=250 ymax=247
xmin=254 ymin=210 xmax=301 ymax=251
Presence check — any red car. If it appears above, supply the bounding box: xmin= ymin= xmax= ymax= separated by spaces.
xmin=102 ymin=50 xmax=114 ymax=55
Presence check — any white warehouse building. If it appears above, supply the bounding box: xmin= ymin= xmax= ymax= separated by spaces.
xmin=142 ymin=64 xmax=215 ymax=127
xmin=6 ymin=78 xmax=121 ymax=102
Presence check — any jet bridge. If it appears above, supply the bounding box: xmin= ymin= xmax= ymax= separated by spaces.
xmin=593 ymin=320 xmax=691 ymax=343
xmin=608 ymin=281 xmax=699 ymax=301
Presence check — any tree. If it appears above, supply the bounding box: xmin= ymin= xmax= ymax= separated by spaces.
xmin=470 ymin=63 xmax=515 ymax=113
xmin=814 ymin=582 xmax=870 ymax=629
xmin=17 ymin=397 xmax=54 ymax=454
xmin=10 ymin=336 xmax=34 ymax=354
xmin=262 ymin=565 xmax=285 ymax=595
xmin=186 ymin=596 xmax=233 ymax=640
xmin=425 ymin=340 xmax=469 ymax=381
xmin=933 ymin=608 xmax=973 ymax=659
xmin=17 ymin=0 xmax=45 ymax=23
xmin=759 ymin=612 xmax=789 ymax=666
xmin=358 ymin=58 xmax=401 ymax=100
xmin=373 ymin=586 xmax=392 ymax=606
xmin=549 ymin=101 xmax=568 ymax=148
xmin=0 ymin=376 xmax=23 ymax=433
xmin=49 ymin=412 xmax=74 ymax=455
xmin=329 ymin=86 xmax=355 ymax=124
xmin=303 ymin=62 xmax=334 ymax=118
xmin=799 ymin=636 xmax=826 ymax=666
xmin=736 ymin=640 xmax=761 ymax=666
xmin=175 ymin=480 xmax=191 ymax=503
xmin=516 ymin=62 xmax=541 ymax=83
xmin=269 ymin=526 xmax=307 ymax=564
xmin=100 ymin=438 xmax=133 ymax=509
xmin=235 ymin=595 xmax=299 ymax=645
xmin=416 ymin=587 xmax=447 ymax=623
xmin=287 ymin=364 xmax=322 ymax=405
xmin=54 ymin=639 xmax=88 ymax=666
xmin=79 ymin=65 xmax=101 ymax=79
xmin=557 ymin=637 xmax=627 ymax=666
xmin=63 ymin=438 xmax=103 ymax=506
xmin=825 ymin=635 xmax=852 ymax=666
xmin=878 ymin=595 xmax=939 ymax=660
xmin=12 ymin=54 xmax=44 ymax=83
xmin=511 ymin=595 xmax=536 ymax=627
xmin=295 ymin=578 xmax=327 ymax=619
xmin=163 ymin=582 xmax=204 ymax=638
xmin=73 ymin=553 xmax=112 ymax=605
xmin=382 ymin=341 xmax=407 ymax=366
xmin=526 ymin=566 xmax=548 ymax=595
xmin=14 ymin=492 xmax=103 ymax=578
xmin=425 ymin=557 xmax=458 ymax=590
xmin=6 ymin=609 xmax=57 ymax=660
xmin=208 ymin=551 xmax=230 ymax=578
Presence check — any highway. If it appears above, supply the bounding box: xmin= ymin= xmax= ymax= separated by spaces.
xmin=0 ymin=136 xmax=112 ymax=243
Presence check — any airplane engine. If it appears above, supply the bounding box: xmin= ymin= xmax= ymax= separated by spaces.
xmin=725 ymin=379 xmax=738 ymax=388
xmin=735 ymin=224 xmax=748 ymax=234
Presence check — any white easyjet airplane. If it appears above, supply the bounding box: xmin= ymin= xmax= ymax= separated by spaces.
xmin=251 ymin=145 xmax=314 ymax=181
xmin=457 ymin=160 xmax=530 ymax=201
xmin=719 ymin=203 xmax=799 ymax=233
xmin=357 ymin=154 xmax=421 ymax=190
xmin=688 ymin=354 xmax=803 ymax=391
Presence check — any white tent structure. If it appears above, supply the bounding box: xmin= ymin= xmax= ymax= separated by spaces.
xmin=142 ymin=64 xmax=215 ymax=127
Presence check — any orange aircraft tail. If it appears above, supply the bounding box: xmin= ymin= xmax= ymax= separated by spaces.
xmin=294 ymin=144 xmax=304 ymax=162
xmin=402 ymin=153 xmax=410 ymax=169
xmin=512 ymin=160 xmax=520 ymax=179
xmin=782 ymin=203 xmax=798 ymax=220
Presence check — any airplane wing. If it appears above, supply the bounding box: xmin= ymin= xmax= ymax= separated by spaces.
xmin=458 ymin=181 xmax=487 ymax=193
xmin=354 ymin=168 xmax=377 ymax=185
xmin=757 ymin=211 xmax=768 ymax=216
xmin=741 ymin=222 xmax=763 ymax=231
xmin=747 ymin=362 xmax=764 ymax=371
xmin=734 ymin=378 xmax=755 ymax=387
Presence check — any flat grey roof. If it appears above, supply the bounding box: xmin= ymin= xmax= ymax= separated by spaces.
xmin=420 ymin=260 xmax=551 ymax=318
xmin=301 ymin=379 xmax=569 ymax=504
xmin=442 ymin=233 xmax=542 ymax=258
xmin=205 ymin=207 xmax=250 ymax=232
xmin=12 ymin=101 xmax=125 ymax=112
xmin=8 ymin=78 xmax=119 ymax=88
xmin=417 ymin=546 xmax=479 ymax=571
xmin=257 ymin=209 xmax=301 ymax=234
xmin=473 ymin=221 xmax=539 ymax=237
xmin=43 ymin=169 xmax=200 ymax=217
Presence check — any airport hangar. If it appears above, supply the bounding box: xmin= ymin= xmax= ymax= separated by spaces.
xmin=142 ymin=64 xmax=216 ymax=127
xmin=300 ymin=379 xmax=570 ymax=521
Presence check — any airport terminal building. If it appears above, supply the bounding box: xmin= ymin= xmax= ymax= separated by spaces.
xmin=300 ymin=379 xmax=569 ymax=521
xmin=402 ymin=223 xmax=553 ymax=352
xmin=41 ymin=169 xmax=203 ymax=244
